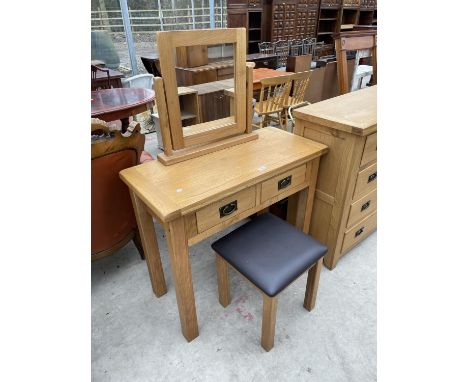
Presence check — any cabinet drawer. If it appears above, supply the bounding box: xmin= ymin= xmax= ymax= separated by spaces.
xmin=360 ymin=132 xmax=377 ymax=166
xmin=217 ymin=67 xmax=234 ymax=77
xmin=347 ymin=189 xmax=377 ymax=228
xmin=353 ymin=162 xmax=377 ymax=200
xmin=261 ymin=165 xmax=307 ymax=203
xmin=341 ymin=212 xmax=377 ymax=254
xmin=196 ymin=187 xmax=256 ymax=232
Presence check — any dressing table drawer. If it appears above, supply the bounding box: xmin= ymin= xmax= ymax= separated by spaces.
xmin=353 ymin=162 xmax=377 ymax=200
xmin=196 ymin=186 xmax=256 ymax=232
xmin=260 ymin=165 xmax=307 ymax=203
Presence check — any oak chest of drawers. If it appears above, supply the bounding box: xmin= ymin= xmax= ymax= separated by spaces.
xmin=293 ymin=86 xmax=377 ymax=269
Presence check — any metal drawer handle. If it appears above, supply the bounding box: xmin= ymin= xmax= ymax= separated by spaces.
xmin=219 ymin=201 xmax=237 ymax=218
xmin=355 ymin=227 xmax=364 ymax=237
xmin=361 ymin=201 xmax=371 ymax=211
xmin=278 ymin=175 xmax=292 ymax=190
xmin=367 ymin=172 xmax=377 ymax=183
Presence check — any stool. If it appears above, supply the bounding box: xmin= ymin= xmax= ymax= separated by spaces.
xmin=211 ymin=213 xmax=327 ymax=351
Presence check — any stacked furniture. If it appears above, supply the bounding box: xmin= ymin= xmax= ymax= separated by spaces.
xmin=226 ymin=0 xmax=266 ymax=53
xmin=227 ymin=0 xmax=377 ymax=55
xmin=174 ymin=52 xmax=278 ymax=86
xmin=293 ymin=86 xmax=376 ymax=269
xmin=358 ymin=0 xmax=377 ymax=26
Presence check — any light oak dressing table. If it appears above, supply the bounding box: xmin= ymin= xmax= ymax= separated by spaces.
xmin=120 ymin=127 xmax=327 ymax=342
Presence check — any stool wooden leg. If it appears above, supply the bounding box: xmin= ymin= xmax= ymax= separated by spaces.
xmin=261 ymin=294 xmax=278 ymax=352
xmin=303 ymin=257 xmax=323 ymax=311
xmin=215 ymin=254 xmax=231 ymax=307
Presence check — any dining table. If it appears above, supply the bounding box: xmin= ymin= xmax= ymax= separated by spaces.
xmin=91 ymin=88 xmax=155 ymax=133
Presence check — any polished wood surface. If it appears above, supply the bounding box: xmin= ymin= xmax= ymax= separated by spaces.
xmin=91 ymin=88 xmax=155 ymax=132
xmin=294 ymin=85 xmax=376 ymax=269
xmin=91 ymin=88 xmax=154 ymax=116
xmin=252 ymin=68 xmax=294 ymax=89
xmin=120 ymin=127 xmax=328 ymax=341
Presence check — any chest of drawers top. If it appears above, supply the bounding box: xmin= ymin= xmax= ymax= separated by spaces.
xmin=294 ymin=86 xmax=377 ymax=136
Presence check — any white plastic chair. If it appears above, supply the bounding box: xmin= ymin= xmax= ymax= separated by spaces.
xmin=121 ymin=73 xmax=154 ymax=89
xmin=350 ymin=49 xmax=373 ymax=91
xmin=122 ymin=74 xmax=155 ymax=133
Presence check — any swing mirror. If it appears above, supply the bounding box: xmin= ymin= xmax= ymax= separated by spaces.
xmin=156 ymin=28 xmax=247 ymax=151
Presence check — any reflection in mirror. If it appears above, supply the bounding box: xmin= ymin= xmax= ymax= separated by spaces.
xmin=174 ymin=43 xmax=234 ymax=127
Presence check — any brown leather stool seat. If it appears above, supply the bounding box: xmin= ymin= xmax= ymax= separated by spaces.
xmin=212 ymin=213 xmax=327 ymax=351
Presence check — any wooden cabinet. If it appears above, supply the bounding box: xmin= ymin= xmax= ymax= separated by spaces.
xmin=227 ymin=0 xmax=376 ymax=57
xmin=227 ymin=1 xmax=265 ymax=53
xmin=316 ymin=5 xmax=340 ymax=52
xmin=227 ymin=8 xmax=248 ymax=28
xmin=196 ymin=89 xmax=231 ymax=123
xmin=293 ymin=86 xmax=376 ymax=269
xmin=227 ymin=0 xmax=320 ymax=51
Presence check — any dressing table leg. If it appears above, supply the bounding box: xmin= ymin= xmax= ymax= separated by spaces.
xmin=130 ymin=191 xmax=167 ymax=297
xmin=287 ymin=158 xmax=320 ymax=234
xmin=165 ymin=217 xmax=199 ymax=342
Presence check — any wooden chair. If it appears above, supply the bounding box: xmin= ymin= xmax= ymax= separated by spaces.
xmin=91 ymin=118 xmax=150 ymax=261
xmin=275 ymin=40 xmax=289 ymax=68
xmin=91 ymin=64 xmax=111 ymax=90
xmin=302 ymin=37 xmax=317 ymax=58
xmin=253 ymin=74 xmax=292 ymax=130
xmin=282 ymin=71 xmax=313 ymax=127
xmin=333 ymin=30 xmax=377 ymax=94
xmin=289 ymin=39 xmax=303 ymax=57
xmin=141 ymin=56 xmax=162 ymax=77
xmin=258 ymin=41 xmax=276 ymax=55
xmin=212 ymin=213 xmax=327 ymax=351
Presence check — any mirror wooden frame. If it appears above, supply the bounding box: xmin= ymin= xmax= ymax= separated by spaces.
xmin=157 ymin=29 xmax=249 ymax=153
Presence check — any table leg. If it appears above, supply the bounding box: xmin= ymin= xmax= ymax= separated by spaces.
xmin=287 ymin=158 xmax=320 ymax=233
xmin=121 ymin=117 xmax=130 ymax=133
xmin=165 ymin=217 xmax=199 ymax=342
xmin=129 ymin=191 xmax=167 ymax=297
xmin=303 ymin=258 xmax=323 ymax=311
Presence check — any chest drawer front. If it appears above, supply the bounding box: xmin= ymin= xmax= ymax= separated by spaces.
xmin=341 ymin=212 xmax=377 ymax=254
xmin=353 ymin=162 xmax=377 ymax=200
xmin=196 ymin=187 xmax=256 ymax=233
xmin=360 ymin=132 xmax=377 ymax=166
xmin=260 ymin=165 xmax=307 ymax=203
xmin=347 ymin=189 xmax=377 ymax=228
xmin=217 ymin=67 xmax=234 ymax=77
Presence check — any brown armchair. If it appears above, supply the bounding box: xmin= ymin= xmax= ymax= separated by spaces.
xmin=91 ymin=118 xmax=150 ymax=261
